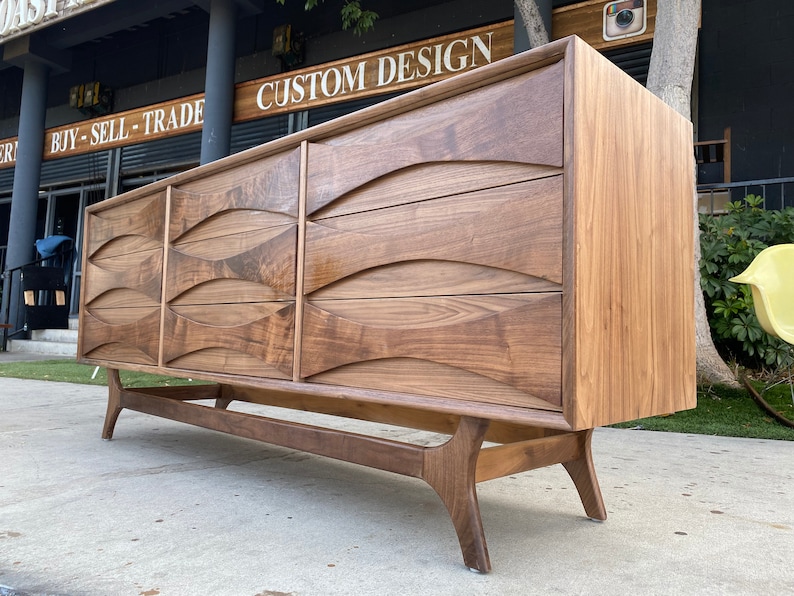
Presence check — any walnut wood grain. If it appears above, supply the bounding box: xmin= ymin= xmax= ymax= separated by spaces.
xmin=81 ymin=309 xmax=161 ymax=365
xmin=168 ymin=148 xmax=301 ymax=242
xmin=306 ymin=61 xmax=564 ymax=214
xmin=422 ymin=416 xmax=491 ymax=572
xmin=301 ymin=295 xmax=562 ymax=406
xmin=164 ymin=225 xmax=297 ymax=302
xmin=565 ymin=35 xmax=696 ymax=429
xmin=83 ymin=249 xmax=163 ymax=306
xmin=220 ymin=384 xmax=557 ymax=444
xmin=85 ymin=192 xmax=165 ymax=257
xmin=304 ymin=176 xmax=562 ymax=296
xmin=561 ymin=428 xmax=606 ymax=520
xmin=310 ymin=162 xmax=562 ymax=220
xmin=81 ymin=37 xmax=698 ymax=572
xmin=161 ymin=305 xmax=295 ymax=378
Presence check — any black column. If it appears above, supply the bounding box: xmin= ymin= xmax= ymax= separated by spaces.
xmin=200 ymin=0 xmax=237 ymax=165
xmin=1 ymin=58 xmax=49 ymax=333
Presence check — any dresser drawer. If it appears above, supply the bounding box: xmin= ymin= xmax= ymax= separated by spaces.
xmin=304 ymin=176 xmax=563 ymax=299
xmin=300 ymin=294 xmax=562 ymax=409
xmin=161 ymin=303 xmax=295 ymax=379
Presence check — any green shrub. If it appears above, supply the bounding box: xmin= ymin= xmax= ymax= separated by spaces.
xmin=699 ymin=195 xmax=794 ymax=369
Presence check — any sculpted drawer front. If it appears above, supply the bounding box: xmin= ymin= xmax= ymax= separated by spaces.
xmin=80 ymin=191 xmax=166 ymax=365
xmin=166 ymin=150 xmax=301 ymax=306
xmin=304 ymin=176 xmax=563 ymax=299
xmin=300 ymin=294 xmax=562 ymax=410
xmin=305 ymin=60 xmax=565 ymax=216
xmin=161 ymin=303 xmax=295 ymax=379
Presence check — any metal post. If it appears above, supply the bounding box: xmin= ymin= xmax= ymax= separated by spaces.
xmin=200 ymin=0 xmax=237 ymax=165
xmin=2 ymin=58 xmax=49 ymax=335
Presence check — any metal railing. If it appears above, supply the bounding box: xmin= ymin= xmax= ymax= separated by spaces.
xmin=698 ymin=176 xmax=794 ymax=214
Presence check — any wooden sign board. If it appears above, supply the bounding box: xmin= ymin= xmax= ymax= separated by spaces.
xmin=0 ymin=21 xmax=513 ymax=170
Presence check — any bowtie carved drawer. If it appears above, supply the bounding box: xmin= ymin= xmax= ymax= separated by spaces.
xmin=78 ymin=36 xmax=696 ymax=572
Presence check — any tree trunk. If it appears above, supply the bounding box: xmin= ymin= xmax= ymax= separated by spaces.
xmin=646 ymin=0 xmax=738 ymax=387
xmin=514 ymin=0 xmax=549 ymax=48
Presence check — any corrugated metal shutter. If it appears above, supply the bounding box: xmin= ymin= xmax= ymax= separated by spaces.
xmin=0 ymin=151 xmax=109 ymax=193
xmin=40 ymin=152 xmax=109 ymax=187
xmin=603 ymin=41 xmax=653 ymax=85
xmin=120 ymin=131 xmax=202 ymax=175
xmin=0 ymin=168 xmax=13 ymax=194
xmin=230 ymin=116 xmax=289 ymax=154
xmin=308 ymin=92 xmax=402 ymax=128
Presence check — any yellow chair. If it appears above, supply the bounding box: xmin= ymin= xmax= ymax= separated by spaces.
xmin=729 ymin=244 xmax=794 ymax=345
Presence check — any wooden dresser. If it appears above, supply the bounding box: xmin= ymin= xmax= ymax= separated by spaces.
xmin=78 ymin=36 xmax=696 ymax=572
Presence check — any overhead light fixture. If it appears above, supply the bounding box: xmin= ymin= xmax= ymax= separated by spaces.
xmin=272 ymin=24 xmax=304 ymax=69
xmin=69 ymin=82 xmax=113 ymax=116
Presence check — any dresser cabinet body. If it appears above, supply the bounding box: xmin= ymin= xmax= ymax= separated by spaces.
xmin=78 ymin=36 xmax=696 ymax=572
xmin=79 ymin=37 xmax=695 ymax=432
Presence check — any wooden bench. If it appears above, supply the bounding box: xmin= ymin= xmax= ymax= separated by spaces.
xmin=77 ymin=36 xmax=696 ymax=572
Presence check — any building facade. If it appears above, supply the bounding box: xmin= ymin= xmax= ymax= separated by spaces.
xmin=0 ymin=0 xmax=792 ymax=333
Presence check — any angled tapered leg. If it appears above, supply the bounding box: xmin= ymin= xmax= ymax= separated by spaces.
xmin=214 ymin=385 xmax=234 ymax=410
xmin=562 ymin=429 xmax=607 ymax=520
xmin=422 ymin=416 xmax=492 ymax=572
xmin=102 ymin=369 xmax=124 ymax=440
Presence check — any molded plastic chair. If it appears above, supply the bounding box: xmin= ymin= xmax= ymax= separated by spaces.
xmin=729 ymin=244 xmax=794 ymax=345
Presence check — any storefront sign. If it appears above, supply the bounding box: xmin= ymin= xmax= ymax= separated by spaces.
xmin=0 ymin=21 xmax=513 ymax=169
xmin=234 ymin=20 xmax=513 ymax=121
xmin=0 ymin=0 xmax=118 ymax=43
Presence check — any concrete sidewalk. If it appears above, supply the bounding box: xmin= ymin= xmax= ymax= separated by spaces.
xmin=1 ymin=376 xmax=792 ymax=596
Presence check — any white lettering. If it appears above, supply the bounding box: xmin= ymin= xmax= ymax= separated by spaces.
xmin=13 ymin=0 xmax=28 ymax=31
xmin=28 ymin=0 xmax=46 ymax=25
xmin=470 ymin=33 xmax=492 ymax=67
xmin=291 ymin=74 xmax=305 ymax=103
xmin=416 ymin=46 xmax=432 ymax=78
xmin=0 ymin=140 xmax=17 ymax=163
xmin=274 ymin=79 xmax=290 ymax=108
xmin=165 ymin=107 xmax=178 ymax=130
xmin=153 ymin=109 xmax=166 ymax=133
xmin=194 ymin=99 xmax=204 ymax=125
xmin=377 ymin=56 xmax=396 ymax=87
xmin=90 ymin=118 xmax=130 ymax=146
xmin=50 ymin=127 xmax=79 ymax=153
xmin=397 ymin=51 xmax=415 ymax=83
xmin=0 ymin=0 xmax=16 ymax=36
xmin=443 ymin=39 xmax=468 ymax=72
xmin=342 ymin=61 xmax=366 ymax=92
xmin=0 ymin=0 xmax=99 ymax=39
xmin=256 ymin=82 xmax=274 ymax=111
xmin=433 ymin=43 xmax=444 ymax=75
xmin=305 ymin=71 xmax=321 ymax=100
xmin=320 ymin=67 xmax=342 ymax=97
xmin=179 ymin=101 xmax=193 ymax=128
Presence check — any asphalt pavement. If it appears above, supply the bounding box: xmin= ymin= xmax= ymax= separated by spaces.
xmin=1 ymin=368 xmax=793 ymax=595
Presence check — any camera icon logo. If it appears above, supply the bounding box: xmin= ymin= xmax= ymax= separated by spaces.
xmin=603 ymin=0 xmax=647 ymax=41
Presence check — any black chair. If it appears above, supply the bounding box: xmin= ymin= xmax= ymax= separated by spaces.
xmin=20 ymin=265 xmax=69 ymax=330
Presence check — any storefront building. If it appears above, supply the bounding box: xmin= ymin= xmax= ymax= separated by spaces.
xmin=1 ymin=0 xmax=792 ymax=333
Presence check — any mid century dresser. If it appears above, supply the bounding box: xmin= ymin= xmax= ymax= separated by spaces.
xmin=78 ymin=35 xmax=696 ymax=572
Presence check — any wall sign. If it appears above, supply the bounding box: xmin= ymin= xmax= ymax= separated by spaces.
xmin=0 ymin=21 xmax=513 ymax=169
xmin=0 ymin=0 xmax=118 ymax=44
xmin=552 ymin=0 xmax=657 ymax=50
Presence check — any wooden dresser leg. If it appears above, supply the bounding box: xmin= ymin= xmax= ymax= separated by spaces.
xmin=422 ymin=416 xmax=492 ymax=573
xmin=562 ymin=429 xmax=607 ymax=521
xmin=102 ymin=369 xmax=124 ymax=440
xmin=214 ymin=385 xmax=234 ymax=410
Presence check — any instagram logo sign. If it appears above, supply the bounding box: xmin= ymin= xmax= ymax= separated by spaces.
xmin=603 ymin=0 xmax=647 ymax=41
